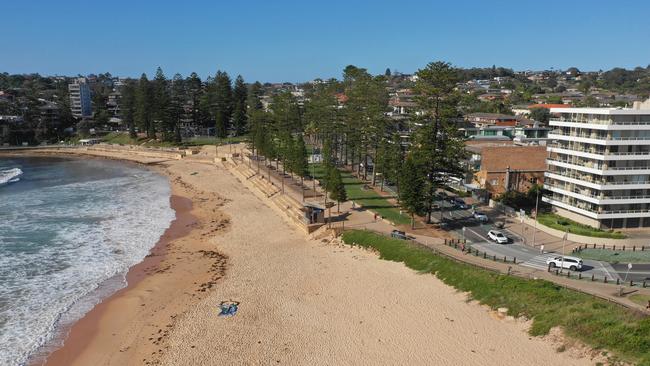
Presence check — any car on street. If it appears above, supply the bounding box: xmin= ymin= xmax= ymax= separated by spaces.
xmin=454 ymin=198 xmax=469 ymax=209
xmin=391 ymin=230 xmax=408 ymax=240
xmin=447 ymin=197 xmax=469 ymax=209
xmin=473 ymin=211 xmax=488 ymax=222
xmin=487 ymin=230 xmax=509 ymax=244
xmin=546 ymin=255 xmax=583 ymax=271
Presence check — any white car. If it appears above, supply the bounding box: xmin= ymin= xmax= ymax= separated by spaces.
xmin=473 ymin=211 xmax=488 ymax=222
xmin=546 ymin=256 xmax=583 ymax=271
xmin=487 ymin=230 xmax=508 ymax=244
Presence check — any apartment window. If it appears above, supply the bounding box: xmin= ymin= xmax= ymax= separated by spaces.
xmin=490 ymin=179 xmax=498 ymax=186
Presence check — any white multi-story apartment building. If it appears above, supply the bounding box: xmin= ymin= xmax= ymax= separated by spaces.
xmin=68 ymin=78 xmax=92 ymax=118
xmin=544 ymin=100 xmax=650 ymax=229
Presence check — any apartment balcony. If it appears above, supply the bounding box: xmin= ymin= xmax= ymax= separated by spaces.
xmin=549 ymin=144 xmax=650 ymax=161
xmin=546 ymin=158 xmax=604 ymax=174
xmin=543 ymin=196 xmax=650 ymax=219
xmin=550 ymin=119 xmax=650 ymax=131
xmin=544 ymin=183 xmax=650 ymax=205
xmin=547 ymin=158 xmax=650 ymax=175
xmin=544 ymin=171 xmax=650 ymax=190
xmin=548 ymin=133 xmax=650 ymax=146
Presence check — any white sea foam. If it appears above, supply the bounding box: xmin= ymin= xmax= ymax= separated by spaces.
xmin=0 ymin=161 xmax=175 ymax=366
xmin=0 ymin=168 xmax=22 ymax=185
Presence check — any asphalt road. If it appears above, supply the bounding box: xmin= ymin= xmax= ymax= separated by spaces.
xmin=470 ymin=241 xmax=625 ymax=280
xmin=434 ymin=197 xmax=650 ymax=282
xmin=384 ymin=190 xmax=650 ymax=283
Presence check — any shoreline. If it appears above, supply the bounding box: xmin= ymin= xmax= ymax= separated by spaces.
xmin=0 ymin=149 xmax=227 ymax=366
xmin=40 ymin=193 xmax=195 ymax=366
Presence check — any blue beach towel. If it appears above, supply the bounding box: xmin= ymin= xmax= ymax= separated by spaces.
xmin=218 ymin=301 xmax=239 ymax=317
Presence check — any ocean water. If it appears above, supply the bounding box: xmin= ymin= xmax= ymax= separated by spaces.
xmin=0 ymin=156 xmax=175 ymax=366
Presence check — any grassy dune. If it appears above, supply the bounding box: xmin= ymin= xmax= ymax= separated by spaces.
xmin=342 ymin=229 xmax=650 ymax=365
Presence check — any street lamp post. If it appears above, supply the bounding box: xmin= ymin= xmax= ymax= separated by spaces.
xmin=532 ymin=188 xmax=540 ymax=247
xmin=312 ymin=156 xmax=316 ymax=193
xmin=560 ymin=229 xmax=568 ymax=273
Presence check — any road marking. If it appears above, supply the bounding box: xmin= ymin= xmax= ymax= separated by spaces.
xmin=465 ymin=227 xmax=491 ymax=243
xmin=519 ymin=254 xmax=556 ymax=270
xmin=599 ymin=262 xmax=616 ymax=280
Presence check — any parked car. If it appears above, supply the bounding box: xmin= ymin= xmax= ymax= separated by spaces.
xmin=487 ymin=230 xmax=509 ymax=244
xmin=454 ymin=198 xmax=469 ymax=209
xmin=434 ymin=221 xmax=449 ymax=229
xmin=473 ymin=211 xmax=489 ymax=222
xmin=391 ymin=230 xmax=408 ymax=240
xmin=546 ymin=256 xmax=583 ymax=271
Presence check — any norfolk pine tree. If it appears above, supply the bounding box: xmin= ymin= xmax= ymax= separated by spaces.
xmin=232 ymin=75 xmax=248 ymax=136
xmin=120 ymin=79 xmax=138 ymax=139
xmin=135 ymin=73 xmax=154 ymax=139
xmin=399 ymin=154 xmax=426 ymax=229
xmin=214 ymin=71 xmax=233 ymax=138
xmin=293 ymin=135 xmax=309 ymax=201
xmin=328 ymin=168 xmax=347 ymax=213
xmin=153 ymin=67 xmax=173 ymax=141
xmin=413 ymin=61 xmax=467 ymax=223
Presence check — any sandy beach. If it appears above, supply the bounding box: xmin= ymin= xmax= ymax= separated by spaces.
xmin=8 ymin=148 xmax=602 ymax=365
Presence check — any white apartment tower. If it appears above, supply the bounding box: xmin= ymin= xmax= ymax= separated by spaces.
xmin=544 ymin=100 xmax=650 ymax=229
xmin=68 ymin=78 xmax=92 ymax=118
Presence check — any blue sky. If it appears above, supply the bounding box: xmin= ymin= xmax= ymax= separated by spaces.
xmin=2 ymin=0 xmax=649 ymax=82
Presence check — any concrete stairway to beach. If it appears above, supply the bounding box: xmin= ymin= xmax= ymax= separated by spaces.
xmin=223 ymin=158 xmax=311 ymax=232
xmin=272 ymin=193 xmax=307 ymax=228
xmin=229 ymin=161 xmax=281 ymax=198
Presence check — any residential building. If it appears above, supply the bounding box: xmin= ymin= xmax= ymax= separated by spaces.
xmin=466 ymin=142 xmax=547 ymax=195
xmin=388 ymin=89 xmax=418 ymax=115
xmin=544 ymin=99 xmax=650 ymax=229
xmin=68 ymin=78 xmax=92 ymax=118
xmin=464 ymin=126 xmax=550 ymax=142
xmin=465 ymin=113 xmax=518 ymax=127
xmin=38 ymin=101 xmax=61 ymax=133
xmin=107 ymin=91 xmax=121 ymax=119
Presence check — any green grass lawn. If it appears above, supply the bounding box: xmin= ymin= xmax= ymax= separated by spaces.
xmin=310 ymin=163 xmax=411 ymax=225
xmin=577 ymin=249 xmax=650 ymax=264
xmin=102 ymin=132 xmax=179 ymax=147
xmin=537 ymin=213 xmax=626 ymax=239
xmin=184 ymin=135 xmax=249 ymax=146
xmin=630 ymin=294 xmax=650 ymax=308
xmin=102 ymin=132 xmax=249 ymax=148
xmin=341 ymin=229 xmax=650 ymax=365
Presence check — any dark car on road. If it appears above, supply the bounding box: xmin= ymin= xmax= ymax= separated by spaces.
xmin=449 ymin=197 xmax=469 ymax=209
xmin=391 ymin=230 xmax=408 ymax=240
